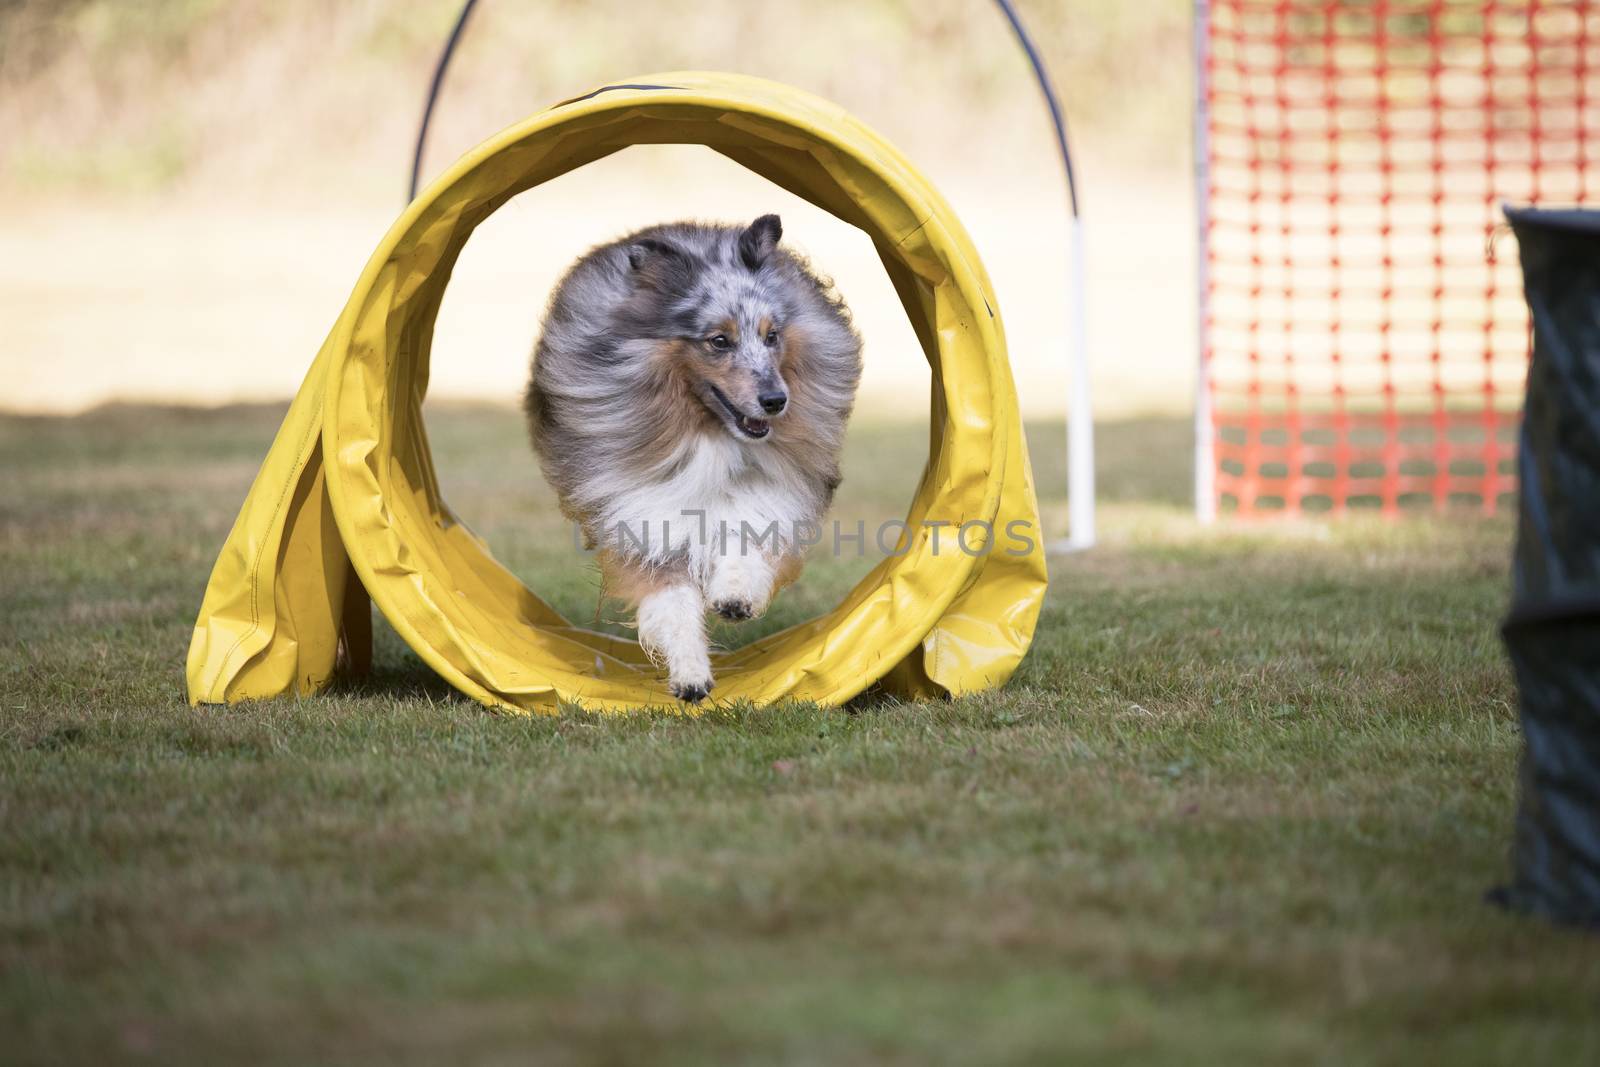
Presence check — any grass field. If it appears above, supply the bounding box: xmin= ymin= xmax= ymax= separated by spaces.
xmin=3 ymin=403 xmax=1597 ymax=1065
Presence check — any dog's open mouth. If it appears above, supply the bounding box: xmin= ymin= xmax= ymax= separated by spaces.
xmin=708 ymin=386 xmax=770 ymax=439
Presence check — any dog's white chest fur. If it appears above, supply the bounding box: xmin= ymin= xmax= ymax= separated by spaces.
xmin=586 ymin=432 xmax=814 ymax=577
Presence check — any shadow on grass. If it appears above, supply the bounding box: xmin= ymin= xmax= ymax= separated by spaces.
xmin=324 ymin=663 xmax=468 ymax=706
xmin=324 ymin=609 xmax=913 ymax=718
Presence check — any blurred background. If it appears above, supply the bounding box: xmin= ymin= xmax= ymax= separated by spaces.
xmin=0 ymin=0 xmax=1197 ymax=420
xmin=14 ymin=11 xmax=1600 ymax=1058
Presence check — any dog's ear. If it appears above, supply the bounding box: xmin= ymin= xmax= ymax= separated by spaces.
xmin=626 ymin=237 xmax=692 ymax=291
xmin=738 ymin=214 xmax=782 ymax=270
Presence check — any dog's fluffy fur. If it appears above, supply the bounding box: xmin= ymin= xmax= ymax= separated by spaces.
xmin=524 ymin=215 xmax=862 ymax=702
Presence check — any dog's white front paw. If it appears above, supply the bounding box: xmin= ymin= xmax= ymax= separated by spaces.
xmin=669 ymin=676 xmax=714 ymax=704
xmin=711 ymin=598 xmax=754 ymax=622
xmin=706 ymin=552 xmax=775 ymax=623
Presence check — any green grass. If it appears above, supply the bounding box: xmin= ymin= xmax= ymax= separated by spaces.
xmin=2 ymin=403 xmax=1596 ymax=1065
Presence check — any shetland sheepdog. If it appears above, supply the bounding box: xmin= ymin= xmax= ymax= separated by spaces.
xmin=524 ymin=214 xmax=862 ymax=702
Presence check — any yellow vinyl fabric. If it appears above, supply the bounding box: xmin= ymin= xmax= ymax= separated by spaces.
xmin=186 ymin=72 xmax=1048 ymax=713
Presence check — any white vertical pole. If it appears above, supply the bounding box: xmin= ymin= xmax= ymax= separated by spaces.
xmin=1063 ymin=213 xmax=1096 ymax=550
xmin=1193 ymin=0 xmax=1217 ymax=523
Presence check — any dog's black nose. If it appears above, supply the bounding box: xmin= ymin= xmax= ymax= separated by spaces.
xmin=758 ymin=390 xmax=788 ymax=415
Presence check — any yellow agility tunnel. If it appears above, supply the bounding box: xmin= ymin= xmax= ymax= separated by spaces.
xmin=186 ymin=72 xmax=1047 ymax=713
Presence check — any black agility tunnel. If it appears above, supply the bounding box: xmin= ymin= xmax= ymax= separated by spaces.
xmin=1493 ymin=206 xmax=1600 ymax=928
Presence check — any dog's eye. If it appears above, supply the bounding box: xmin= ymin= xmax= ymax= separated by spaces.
xmin=765 ymin=330 xmax=780 ymax=346
xmin=707 ymin=334 xmax=731 ymax=351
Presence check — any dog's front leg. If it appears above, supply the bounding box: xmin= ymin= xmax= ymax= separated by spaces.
xmin=636 ymin=582 xmax=714 ymax=703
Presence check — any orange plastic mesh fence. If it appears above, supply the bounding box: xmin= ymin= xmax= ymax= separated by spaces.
xmin=1199 ymin=0 xmax=1600 ymax=515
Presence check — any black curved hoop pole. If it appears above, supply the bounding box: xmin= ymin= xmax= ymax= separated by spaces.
xmin=991 ymin=0 xmax=1080 ymax=217
xmin=408 ymin=0 xmax=481 ymax=203
xmin=991 ymin=0 xmax=1093 ymax=549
